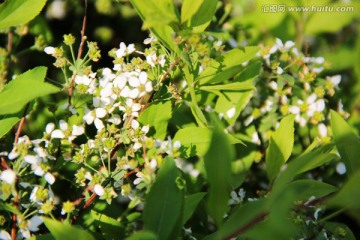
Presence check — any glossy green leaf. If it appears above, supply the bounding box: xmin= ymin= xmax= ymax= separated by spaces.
xmin=174 ymin=127 xmax=241 ymax=158
xmin=189 ymin=102 xmax=208 ymax=128
xmin=284 ymin=180 xmax=337 ymax=201
xmin=197 ymin=47 xmax=260 ymax=85
xmin=90 ymin=211 xmax=124 ymax=239
xmin=29 ymin=234 xmax=55 ymax=240
xmin=324 ymin=222 xmax=356 ymax=240
xmin=327 ymin=170 xmax=360 ymax=210
xmin=0 ymin=67 xmax=60 ymax=115
xmin=181 ymin=0 xmax=204 ymax=24
xmin=139 ymin=101 xmax=172 ymax=140
xmin=331 ymin=110 xmax=360 ymax=176
xmin=125 ymin=231 xmax=158 ymax=240
xmin=0 ymin=0 xmax=47 ymax=29
xmin=130 ymin=0 xmax=179 ymax=53
xmin=0 ymin=114 xmax=21 ymax=138
xmin=143 ymin=157 xmax=184 ymax=240
xmin=204 ymin=126 xmax=234 ymax=227
xmin=188 ymin=0 xmax=217 ymax=31
xmin=266 ymin=114 xmax=295 ymax=182
xmin=200 ymin=82 xmax=255 ymax=92
xmin=183 ymin=192 xmax=207 ymax=225
xmin=43 ymin=217 xmax=95 ymax=240
xmin=203 ymin=199 xmax=267 ymax=240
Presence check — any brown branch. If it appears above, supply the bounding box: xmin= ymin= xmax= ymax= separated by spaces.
xmin=77 ymin=0 xmax=88 ymax=60
xmin=1 ymin=157 xmax=10 ymax=170
xmin=14 ymin=103 xmax=30 ymax=145
xmin=223 ymin=212 xmax=268 ymax=240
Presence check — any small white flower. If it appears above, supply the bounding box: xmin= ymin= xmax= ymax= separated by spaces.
xmin=327 ymin=75 xmax=341 ymax=88
xmin=289 ymin=106 xmax=300 ymax=114
xmin=45 ymin=122 xmax=55 ymax=134
xmin=276 ymin=66 xmax=283 ymax=75
xmin=108 ymin=114 xmax=121 ymax=125
xmin=133 ymin=142 xmax=142 ymax=151
xmin=94 ymin=184 xmax=105 ymax=196
xmin=116 ymin=42 xmax=136 ymax=58
xmin=226 ymin=107 xmax=236 ymax=118
xmin=44 ymin=46 xmax=55 ymax=55
xmin=0 ymin=169 xmax=16 ymax=184
xmin=44 ymin=172 xmax=55 ymax=185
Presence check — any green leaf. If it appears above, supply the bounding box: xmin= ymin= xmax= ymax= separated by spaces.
xmin=204 ymin=200 xmax=267 ymax=240
xmin=204 ymin=126 xmax=234 ymax=227
xmin=29 ymin=234 xmax=55 ymax=240
xmin=130 ymin=0 xmax=179 ymax=53
xmin=143 ymin=157 xmax=184 ymax=240
xmin=174 ymin=127 xmax=240 ymax=158
xmin=181 ymin=0 xmax=204 ymax=24
xmin=0 ymin=67 xmax=60 ymax=115
xmin=188 ymin=0 xmax=218 ymax=31
xmin=43 ymin=217 xmax=95 ymax=240
xmin=125 ymin=231 xmax=158 ymax=240
xmin=284 ymin=180 xmax=337 ymax=201
xmin=138 ymin=101 xmax=172 ymax=140
xmin=0 ymin=114 xmax=21 ymax=138
xmin=189 ymin=102 xmax=207 ymax=128
xmin=0 ymin=0 xmax=47 ymax=29
xmin=327 ymin=170 xmax=360 ymax=210
xmin=183 ymin=192 xmax=207 ymax=225
xmin=199 ymin=82 xmax=255 ymax=92
xmin=324 ymin=222 xmax=356 ymax=240
xmin=90 ymin=211 xmax=124 ymax=239
xmin=330 ymin=110 xmax=360 ymax=176
xmin=197 ymin=47 xmax=260 ymax=85
xmin=266 ymin=114 xmax=295 ymax=182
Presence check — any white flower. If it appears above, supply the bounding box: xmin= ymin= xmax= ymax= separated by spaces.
xmin=133 ymin=142 xmax=142 ymax=151
xmin=143 ymin=36 xmax=156 ymax=45
xmin=0 ymin=169 xmax=16 ymax=184
xmin=44 ymin=172 xmax=55 ymax=185
xmin=326 ymin=75 xmax=341 ymax=88
xmin=74 ymin=75 xmax=92 ymax=86
xmin=108 ymin=114 xmax=121 ymax=125
xmin=141 ymin=125 xmax=150 ymax=134
xmin=94 ymin=184 xmax=105 ymax=196
xmin=149 ymin=159 xmax=157 ymax=169
xmin=46 ymin=0 xmax=66 ymax=19
xmin=44 ymin=46 xmax=55 ymax=55
xmin=275 ymin=38 xmax=295 ymax=52
xmin=289 ymin=106 xmax=300 ymax=114
xmin=226 ymin=107 xmax=236 ymax=118
xmin=269 ymin=81 xmax=278 ymax=91
xmin=173 ymin=140 xmax=181 ymax=149
xmin=251 ymin=132 xmax=260 ymax=145
xmin=45 ymin=123 xmax=55 ymax=134
xmin=276 ymin=66 xmax=283 ymax=75
xmin=59 ymin=120 xmax=68 ymax=131
xmin=133 ymin=172 xmax=145 ymax=185
xmin=95 ymin=108 xmax=107 ymax=118
xmin=116 ymin=42 xmax=136 ymax=58
xmin=119 ymin=98 xmax=142 ymax=119
xmin=94 ymin=118 xmax=105 ymax=130
xmin=8 ymin=151 xmax=19 ymax=160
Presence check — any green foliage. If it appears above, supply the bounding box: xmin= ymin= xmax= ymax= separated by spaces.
xmin=0 ymin=0 xmax=47 ymax=29
xmin=43 ymin=218 xmax=95 ymax=240
xmin=331 ymin=110 xmax=360 ymax=176
xmin=0 ymin=67 xmax=59 ymax=115
xmin=143 ymin=157 xmax=184 ymax=240
xmin=204 ymin=126 xmax=234 ymax=227
xmin=266 ymin=114 xmax=295 ymax=182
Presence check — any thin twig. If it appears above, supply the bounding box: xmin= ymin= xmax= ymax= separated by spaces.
xmin=77 ymin=0 xmax=88 ymax=60
xmin=1 ymin=157 xmax=10 ymax=170
xmin=14 ymin=103 xmax=30 ymax=145
xmin=223 ymin=212 xmax=268 ymax=240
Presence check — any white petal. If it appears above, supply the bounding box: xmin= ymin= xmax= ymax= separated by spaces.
xmin=133 ymin=142 xmax=142 ymax=151
xmin=149 ymin=159 xmax=157 ymax=169
xmin=284 ymin=41 xmax=295 ymax=50
xmin=336 ymin=162 xmax=346 ymax=175
xmin=128 ymin=88 xmax=139 ymax=99
xmin=28 ymin=215 xmax=43 ymax=232
xmin=94 ymin=184 xmax=105 ymax=196
xmin=108 ymin=114 xmax=121 ymax=125
xmin=95 ymin=108 xmax=107 ymax=118
xmin=100 ymin=86 xmax=113 ymax=98
xmin=72 ymin=125 xmax=85 ymax=136
xmin=131 ymin=119 xmax=140 ymax=129
xmin=318 ymin=123 xmax=327 ymax=137
xmin=129 ymin=77 xmax=140 ymax=88
xmin=226 ymin=107 xmax=236 ymax=118
xmin=307 ymin=94 xmax=317 ymax=104
xmin=120 ymin=86 xmax=130 ymax=97
xmin=315 ymin=99 xmax=325 ymax=112
xmin=133 ymin=177 xmax=142 ymax=185
xmin=289 ymin=106 xmax=300 ymax=114
xmin=328 ymin=75 xmax=341 ymax=86
xmin=59 ymin=120 xmax=68 ymax=131
xmin=44 ymin=172 xmax=56 ymax=185
xmin=145 ymin=81 xmax=153 ymax=92
xmin=114 ymin=75 xmax=127 ymax=89
xmin=44 ymin=46 xmax=55 ymax=55
xmin=141 ymin=125 xmax=149 ymax=134
xmin=0 ymin=230 xmax=11 ymax=240
xmin=269 ymin=81 xmax=278 ymax=90
xmin=83 ymin=111 xmax=95 ymax=124
xmin=127 ymin=43 xmax=135 ymax=54
xmin=0 ymin=169 xmax=16 ymax=184
xmin=276 ymin=67 xmax=283 ymax=75
xmin=24 ymin=155 xmax=40 ymax=165
xmin=173 ymin=140 xmax=181 ymax=149
xmin=51 ymin=129 xmax=65 ymax=139
xmin=275 ymin=38 xmax=283 ymax=48
xmin=94 ymin=118 xmax=105 ymax=130
xmin=45 ymin=123 xmax=55 ymax=134
xmin=34 ymin=166 xmax=45 ymax=176
xmin=8 ymin=151 xmax=19 ymax=160
xmin=132 ymin=103 xmax=142 ymax=112
xmin=139 ymin=72 xmax=148 ymax=84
